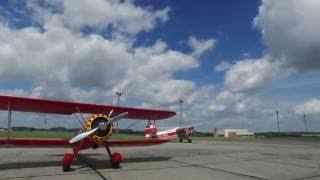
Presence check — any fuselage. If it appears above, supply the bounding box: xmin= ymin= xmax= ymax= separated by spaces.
xmin=144 ymin=121 xmax=193 ymax=140
xmin=156 ymin=127 xmax=179 ymax=139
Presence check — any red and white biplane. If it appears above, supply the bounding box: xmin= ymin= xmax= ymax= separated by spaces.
xmin=0 ymin=95 xmax=176 ymax=171
xmin=144 ymin=120 xmax=205 ymax=143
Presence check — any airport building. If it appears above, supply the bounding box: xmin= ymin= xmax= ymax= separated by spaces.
xmin=214 ymin=128 xmax=254 ymax=137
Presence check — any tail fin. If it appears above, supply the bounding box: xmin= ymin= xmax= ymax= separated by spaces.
xmin=144 ymin=120 xmax=158 ymax=139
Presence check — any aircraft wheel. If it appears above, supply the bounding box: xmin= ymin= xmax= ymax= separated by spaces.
xmin=179 ymin=138 xmax=183 ymax=143
xmin=62 ymin=153 xmax=73 ymax=172
xmin=63 ymin=164 xmax=71 ymax=172
xmin=111 ymin=161 xmax=120 ymax=169
xmin=111 ymin=152 xmax=122 ymax=169
xmin=188 ymin=139 xmax=192 ymax=143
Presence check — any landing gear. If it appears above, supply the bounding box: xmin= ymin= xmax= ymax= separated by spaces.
xmin=62 ymin=153 xmax=73 ymax=172
xmin=105 ymin=144 xmax=122 ymax=169
xmin=188 ymin=139 xmax=192 ymax=143
xmin=62 ymin=138 xmax=86 ymax=172
xmin=62 ymin=139 xmax=123 ymax=171
xmin=111 ymin=152 xmax=122 ymax=169
xmin=179 ymin=138 xmax=183 ymax=143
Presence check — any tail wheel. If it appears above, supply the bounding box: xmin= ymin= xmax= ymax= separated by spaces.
xmin=111 ymin=152 xmax=122 ymax=169
xmin=62 ymin=153 xmax=73 ymax=172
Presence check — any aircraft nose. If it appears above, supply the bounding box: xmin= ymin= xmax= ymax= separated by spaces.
xmin=98 ymin=121 xmax=107 ymax=131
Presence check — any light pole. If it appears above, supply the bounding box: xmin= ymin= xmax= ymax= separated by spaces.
xmin=115 ymin=91 xmax=123 ymax=133
xmin=275 ymin=110 xmax=280 ymax=133
xmin=44 ymin=116 xmax=47 ymax=129
xmin=178 ymin=99 xmax=183 ymax=127
xmin=303 ymin=114 xmax=308 ymax=134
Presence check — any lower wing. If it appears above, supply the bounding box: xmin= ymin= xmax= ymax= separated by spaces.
xmin=0 ymin=138 xmax=168 ymax=148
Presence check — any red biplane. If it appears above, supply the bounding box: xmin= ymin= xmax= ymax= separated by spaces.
xmin=144 ymin=120 xmax=206 ymax=143
xmin=0 ymin=95 xmax=176 ymax=171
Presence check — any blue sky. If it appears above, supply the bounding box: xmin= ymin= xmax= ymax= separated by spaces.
xmin=135 ymin=0 xmax=264 ymax=86
xmin=0 ymin=0 xmax=319 ymax=132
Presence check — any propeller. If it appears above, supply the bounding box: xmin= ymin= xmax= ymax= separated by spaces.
xmin=69 ymin=111 xmax=128 ymax=144
xmin=107 ymin=112 xmax=128 ymax=125
xmin=108 ymin=109 xmax=114 ymax=118
xmin=69 ymin=127 xmax=98 ymax=144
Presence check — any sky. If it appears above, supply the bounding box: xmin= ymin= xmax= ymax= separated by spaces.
xmin=0 ymin=0 xmax=320 ymax=132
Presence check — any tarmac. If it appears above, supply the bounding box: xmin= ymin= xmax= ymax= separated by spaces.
xmin=1 ymin=137 xmax=320 ymax=180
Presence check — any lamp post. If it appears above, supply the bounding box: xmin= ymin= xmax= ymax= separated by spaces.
xmin=115 ymin=91 xmax=123 ymax=133
xmin=275 ymin=110 xmax=280 ymax=133
xmin=44 ymin=116 xmax=47 ymax=129
xmin=178 ymin=99 xmax=183 ymax=127
xmin=303 ymin=114 xmax=308 ymax=134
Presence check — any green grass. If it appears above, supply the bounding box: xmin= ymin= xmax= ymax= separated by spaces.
xmin=0 ymin=131 xmax=145 ymax=140
xmin=0 ymin=131 xmax=74 ymax=139
xmin=111 ymin=134 xmax=145 ymax=140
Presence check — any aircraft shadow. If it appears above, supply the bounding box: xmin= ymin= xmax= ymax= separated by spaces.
xmin=0 ymin=154 xmax=171 ymax=171
xmin=78 ymin=154 xmax=171 ymax=169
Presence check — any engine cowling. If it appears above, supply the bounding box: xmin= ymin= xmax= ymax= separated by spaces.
xmin=83 ymin=114 xmax=113 ymax=143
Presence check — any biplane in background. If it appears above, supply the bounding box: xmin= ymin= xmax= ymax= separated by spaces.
xmin=0 ymin=95 xmax=176 ymax=171
xmin=144 ymin=120 xmax=205 ymax=143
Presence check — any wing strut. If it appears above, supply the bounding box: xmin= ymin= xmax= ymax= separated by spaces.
xmin=73 ymin=114 xmax=84 ymax=126
xmin=7 ymin=101 xmax=12 ymax=140
xmin=75 ymin=106 xmax=85 ymax=122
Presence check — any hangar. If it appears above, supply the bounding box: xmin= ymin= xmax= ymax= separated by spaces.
xmin=214 ymin=128 xmax=254 ymax=138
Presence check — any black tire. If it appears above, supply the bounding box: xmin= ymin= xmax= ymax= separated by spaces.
xmin=179 ymin=138 xmax=183 ymax=143
xmin=188 ymin=139 xmax=192 ymax=143
xmin=111 ymin=161 xmax=120 ymax=169
xmin=63 ymin=164 xmax=71 ymax=172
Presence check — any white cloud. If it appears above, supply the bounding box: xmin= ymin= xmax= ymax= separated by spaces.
xmin=222 ymin=0 xmax=320 ymax=93
xmin=0 ymin=0 xmax=208 ymax=109
xmin=224 ymin=57 xmax=292 ymax=92
xmin=208 ymin=0 xmax=320 ymax=130
xmin=188 ymin=36 xmax=216 ymax=57
xmin=214 ymin=61 xmax=232 ymax=72
xmin=242 ymin=52 xmax=251 ymax=58
xmin=27 ymin=0 xmax=170 ymax=35
xmin=295 ymin=99 xmax=320 ymax=114
xmin=254 ymin=0 xmax=320 ymax=70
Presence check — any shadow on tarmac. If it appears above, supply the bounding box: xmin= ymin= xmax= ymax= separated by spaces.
xmin=0 ymin=154 xmax=171 ymax=170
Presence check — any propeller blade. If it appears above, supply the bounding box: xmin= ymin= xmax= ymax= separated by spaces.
xmin=107 ymin=112 xmax=128 ymax=125
xmin=108 ymin=109 xmax=114 ymax=118
xmin=69 ymin=127 xmax=98 ymax=144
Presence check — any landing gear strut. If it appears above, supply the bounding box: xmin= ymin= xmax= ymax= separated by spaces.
xmin=105 ymin=144 xmax=122 ymax=169
xmin=62 ymin=138 xmax=86 ymax=172
xmin=62 ymin=140 xmax=122 ymax=171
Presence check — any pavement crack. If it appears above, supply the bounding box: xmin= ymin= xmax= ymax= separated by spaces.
xmin=294 ymin=174 xmax=320 ymax=180
xmin=172 ymin=159 xmax=268 ymax=180
xmin=78 ymin=155 xmax=109 ymax=180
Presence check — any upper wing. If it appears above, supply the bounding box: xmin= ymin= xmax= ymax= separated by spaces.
xmin=0 ymin=138 xmax=168 ymax=147
xmin=176 ymin=123 xmax=206 ymax=131
xmin=0 ymin=95 xmax=175 ymax=120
